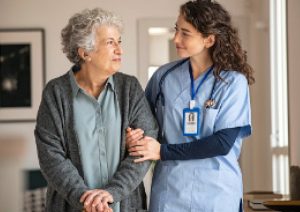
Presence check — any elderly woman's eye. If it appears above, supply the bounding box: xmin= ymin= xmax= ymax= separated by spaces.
xmin=107 ymin=40 xmax=114 ymax=45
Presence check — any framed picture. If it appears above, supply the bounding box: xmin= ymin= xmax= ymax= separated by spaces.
xmin=0 ymin=28 xmax=45 ymax=122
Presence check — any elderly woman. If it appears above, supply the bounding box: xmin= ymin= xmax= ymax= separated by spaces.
xmin=34 ymin=8 xmax=158 ymax=212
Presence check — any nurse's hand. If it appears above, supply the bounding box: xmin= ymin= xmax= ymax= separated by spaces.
xmin=128 ymin=136 xmax=161 ymax=163
xmin=126 ymin=127 xmax=144 ymax=148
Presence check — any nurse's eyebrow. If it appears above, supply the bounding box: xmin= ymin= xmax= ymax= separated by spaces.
xmin=175 ymin=23 xmax=192 ymax=33
xmin=181 ymin=28 xmax=191 ymax=33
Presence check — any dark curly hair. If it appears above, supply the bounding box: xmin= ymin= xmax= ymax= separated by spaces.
xmin=180 ymin=0 xmax=255 ymax=84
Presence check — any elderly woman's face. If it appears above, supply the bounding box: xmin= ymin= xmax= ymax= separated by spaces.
xmin=88 ymin=25 xmax=122 ymax=75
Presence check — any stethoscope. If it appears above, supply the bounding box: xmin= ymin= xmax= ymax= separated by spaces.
xmin=154 ymin=58 xmax=218 ymax=111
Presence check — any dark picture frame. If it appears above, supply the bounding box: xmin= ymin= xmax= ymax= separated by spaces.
xmin=0 ymin=28 xmax=45 ymax=122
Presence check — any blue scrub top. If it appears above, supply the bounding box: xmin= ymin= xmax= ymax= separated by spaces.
xmin=146 ymin=59 xmax=251 ymax=212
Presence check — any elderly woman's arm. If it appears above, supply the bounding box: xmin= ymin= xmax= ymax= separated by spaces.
xmin=101 ymin=75 xmax=159 ymax=203
xmin=34 ymin=84 xmax=88 ymax=210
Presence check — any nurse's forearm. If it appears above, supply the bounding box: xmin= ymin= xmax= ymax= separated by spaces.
xmin=160 ymin=127 xmax=240 ymax=161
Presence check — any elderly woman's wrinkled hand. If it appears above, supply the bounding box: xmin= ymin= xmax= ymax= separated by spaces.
xmin=80 ymin=189 xmax=113 ymax=212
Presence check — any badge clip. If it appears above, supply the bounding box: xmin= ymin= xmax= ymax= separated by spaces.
xmin=190 ymin=100 xmax=196 ymax=109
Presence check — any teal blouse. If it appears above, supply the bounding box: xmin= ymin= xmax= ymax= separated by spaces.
xmin=70 ymin=70 xmax=121 ymax=212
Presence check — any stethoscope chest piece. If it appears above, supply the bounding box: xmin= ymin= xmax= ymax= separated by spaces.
xmin=205 ymin=99 xmax=215 ymax=108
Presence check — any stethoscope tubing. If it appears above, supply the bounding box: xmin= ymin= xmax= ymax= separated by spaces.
xmin=155 ymin=58 xmax=217 ymax=109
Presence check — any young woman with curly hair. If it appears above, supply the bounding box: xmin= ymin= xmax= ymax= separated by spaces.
xmin=126 ymin=0 xmax=254 ymax=211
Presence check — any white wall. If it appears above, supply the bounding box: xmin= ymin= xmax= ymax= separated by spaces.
xmin=288 ymin=0 xmax=300 ymax=166
xmin=149 ymin=33 xmax=171 ymax=66
xmin=240 ymin=0 xmax=273 ymax=192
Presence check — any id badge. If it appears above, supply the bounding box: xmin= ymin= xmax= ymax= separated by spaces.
xmin=183 ymin=107 xmax=200 ymax=136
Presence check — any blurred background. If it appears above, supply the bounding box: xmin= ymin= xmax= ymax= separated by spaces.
xmin=0 ymin=0 xmax=299 ymax=211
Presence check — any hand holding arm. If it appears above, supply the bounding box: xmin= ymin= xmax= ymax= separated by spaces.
xmin=126 ymin=128 xmax=161 ymax=162
xmin=127 ymin=127 xmax=241 ymax=162
xmin=125 ymin=127 xmax=144 ymax=148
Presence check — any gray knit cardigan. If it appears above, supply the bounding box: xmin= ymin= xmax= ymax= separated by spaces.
xmin=34 ymin=70 xmax=158 ymax=212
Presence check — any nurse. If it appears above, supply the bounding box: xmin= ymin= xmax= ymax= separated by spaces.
xmin=126 ymin=0 xmax=254 ymax=211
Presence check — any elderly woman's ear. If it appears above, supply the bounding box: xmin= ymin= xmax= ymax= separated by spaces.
xmin=78 ymin=47 xmax=91 ymax=62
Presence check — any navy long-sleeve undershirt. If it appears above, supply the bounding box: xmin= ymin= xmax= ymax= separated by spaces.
xmin=160 ymin=127 xmax=241 ymax=161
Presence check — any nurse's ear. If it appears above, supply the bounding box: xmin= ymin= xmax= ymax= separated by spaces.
xmin=204 ymin=34 xmax=216 ymax=48
xmin=78 ymin=47 xmax=91 ymax=62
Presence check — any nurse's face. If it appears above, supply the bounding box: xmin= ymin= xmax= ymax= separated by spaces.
xmin=173 ymin=14 xmax=211 ymax=59
xmin=88 ymin=25 xmax=123 ymax=76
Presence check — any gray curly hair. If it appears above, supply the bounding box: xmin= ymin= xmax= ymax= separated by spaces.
xmin=61 ymin=8 xmax=123 ymax=65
